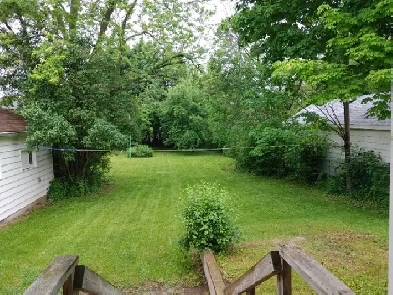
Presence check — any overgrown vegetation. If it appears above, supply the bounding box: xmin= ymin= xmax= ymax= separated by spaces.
xmin=179 ymin=182 xmax=240 ymax=253
xmin=327 ymin=149 xmax=389 ymax=208
xmin=232 ymin=124 xmax=329 ymax=183
xmin=127 ymin=145 xmax=154 ymax=158
xmin=48 ymin=152 xmax=111 ymax=201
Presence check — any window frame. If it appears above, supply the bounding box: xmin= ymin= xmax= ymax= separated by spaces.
xmin=21 ymin=149 xmax=37 ymax=170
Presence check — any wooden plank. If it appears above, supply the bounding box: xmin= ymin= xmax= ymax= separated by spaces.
xmin=62 ymin=274 xmax=75 ymax=295
xmin=201 ymin=251 xmax=226 ymax=295
xmin=73 ymin=265 xmax=123 ymax=295
xmin=277 ymin=259 xmax=292 ymax=295
xmin=276 ymin=243 xmax=355 ymax=295
xmin=24 ymin=255 xmax=79 ymax=295
xmin=224 ymin=251 xmax=282 ymax=295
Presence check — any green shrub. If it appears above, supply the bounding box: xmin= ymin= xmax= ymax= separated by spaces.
xmin=327 ymin=149 xmax=389 ymax=208
xmin=179 ymin=182 xmax=240 ymax=253
xmin=48 ymin=156 xmax=109 ymax=201
xmin=127 ymin=145 xmax=153 ymax=158
xmin=235 ymin=124 xmax=329 ymax=183
xmin=48 ymin=178 xmax=88 ymax=201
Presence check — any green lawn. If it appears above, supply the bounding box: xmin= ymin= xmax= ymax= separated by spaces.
xmin=0 ymin=152 xmax=388 ymax=294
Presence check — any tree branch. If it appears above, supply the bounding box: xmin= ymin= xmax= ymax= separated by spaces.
xmin=125 ymin=30 xmax=154 ymax=41
xmin=154 ymin=53 xmax=191 ymax=71
xmin=69 ymin=0 xmax=80 ymax=36
xmin=98 ymin=0 xmax=117 ymax=39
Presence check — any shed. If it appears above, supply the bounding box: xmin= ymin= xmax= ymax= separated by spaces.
xmin=298 ymin=95 xmax=390 ymax=174
xmin=0 ymin=109 xmax=54 ymax=224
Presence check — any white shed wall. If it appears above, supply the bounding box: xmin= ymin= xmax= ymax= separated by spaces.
xmin=0 ymin=133 xmax=54 ymax=222
xmin=323 ymin=128 xmax=391 ymax=174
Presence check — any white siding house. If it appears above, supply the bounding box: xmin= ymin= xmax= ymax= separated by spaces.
xmin=299 ymin=95 xmax=391 ymax=174
xmin=0 ymin=109 xmax=54 ymax=223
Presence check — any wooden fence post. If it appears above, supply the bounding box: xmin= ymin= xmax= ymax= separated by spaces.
xmin=246 ymin=287 xmax=256 ymax=295
xmin=62 ymin=273 xmax=74 ymax=295
xmin=277 ymin=259 xmax=292 ymax=295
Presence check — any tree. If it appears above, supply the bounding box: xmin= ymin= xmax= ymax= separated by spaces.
xmin=232 ymin=0 xmax=392 ymax=188
xmin=0 ymin=0 xmax=214 ymax=194
xmin=204 ymin=22 xmax=300 ymax=149
xmin=231 ymin=0 xmax=336 ymax=60
xmin=160 ymin=77 xmax=211 ymax=149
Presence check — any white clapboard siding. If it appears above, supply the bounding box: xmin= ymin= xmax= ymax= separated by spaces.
xmin=323 ymin=128 xmax=390 ymax=174
xmin=0 ymin=134 xmax=54 ymax=222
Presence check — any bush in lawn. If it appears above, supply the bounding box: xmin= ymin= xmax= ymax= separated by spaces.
xmin=48 ymin=153 xmax=110 ymax=201
xmin=47 ymin=177 xmax=100 ymax=201
xmin=180 ymin=182 xmax=240 ymax=253
xmin=127 ymin=145 xmax=153 ymax=158
xmin=235 ymin=123 xmax=329 ymax=183
xmin=327 ymin=148 xmax=389 ymax=208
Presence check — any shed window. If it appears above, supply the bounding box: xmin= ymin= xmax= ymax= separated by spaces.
xmin=21 ymin=150 xmax=37 ymax=170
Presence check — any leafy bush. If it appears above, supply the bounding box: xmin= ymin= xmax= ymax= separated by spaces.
xmin=234 ymin=124 xmax=329 ymax=183
xmin=179 ymin=182 xmax=240 ymax=253
xmin=47 ymin=177 xmax=101 ymax=201
xmin=327 ymin=149 xmax=389 ymax=208
xmin=48 ymin=153 xmax=110 ymax=201
xmin=127 ymin=145 xmax=153 ymax=158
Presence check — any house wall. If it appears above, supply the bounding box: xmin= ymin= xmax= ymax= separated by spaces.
xmin=0 ymin=133 xmax=54 ymax=222
xmin=323 ymin=128 xmax=390 ymax=174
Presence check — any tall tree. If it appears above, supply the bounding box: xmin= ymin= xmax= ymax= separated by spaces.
xmin=0 ymin=0 xmax=213 ymax=189
xmin=232 ymin=0 xmax=392 ymax=189
xmin=160 ymin=77 xmax=211 ymax=149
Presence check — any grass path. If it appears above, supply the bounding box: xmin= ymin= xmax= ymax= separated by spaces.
xmin=0 ymin=152 xmax=388 ymax=293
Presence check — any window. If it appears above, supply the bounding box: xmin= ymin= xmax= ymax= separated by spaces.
xmin=21 ymin=150 xmax=37 ymax=170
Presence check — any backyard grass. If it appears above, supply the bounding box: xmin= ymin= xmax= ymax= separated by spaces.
xmin=0 ymin=152 xmax=388 ymax=294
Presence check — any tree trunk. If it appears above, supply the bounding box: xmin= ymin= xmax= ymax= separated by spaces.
xmin=343 ymin=101 xmax=351 ymax=190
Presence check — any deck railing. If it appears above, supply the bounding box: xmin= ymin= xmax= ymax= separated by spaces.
xmin=24 ymin=243 xmax=355 ymax=294
xmin=24 ymin=255 xmax=122 ymax=295
xmin=201 ymin=242 xmax=355 ymax=295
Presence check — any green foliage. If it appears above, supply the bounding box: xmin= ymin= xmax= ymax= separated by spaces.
xmin=205 ymin=34 xmax=299 ymax=149
xmin=236 ymin=124 xmax=329 ymax=183
xmin=48 ymin=152 xmax=110 ymax=201
xmin=327 ymin=149 xmax=389 ymax=208
xmin=127 ymin=145 xmax=153 ymax=158
xmin=0 ymin=0 xmax=215 ymax=197
xmin=47 ymin=176 xmax=103 ymax=202
xmin=232 ymin=0 xmax=332 ymax=60
xmin=179 ymin=182 xmax=240 ymax=253
xmin=47 ymin=178 xmax=90 ymax=201
xmin=161 ymin=78 xmax=211 ymax=149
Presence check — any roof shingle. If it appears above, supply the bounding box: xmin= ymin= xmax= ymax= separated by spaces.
xmin=298 ymin=95 xmax=391 ymax=127
xmin=0 ymin=109 xmax=27 ymax=133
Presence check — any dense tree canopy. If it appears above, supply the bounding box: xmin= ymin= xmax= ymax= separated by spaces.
xmin=231 ymin=0 xmax=392 ymax=181
xmin=0 ymin=0 xmax=213 ymax=189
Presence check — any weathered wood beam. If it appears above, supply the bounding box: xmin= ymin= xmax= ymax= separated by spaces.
xmin=276 ymin=243 xmax=355 ymax=295
xmin=224 ymin=251 xmax=282 ymax=295
xmin=24 ymin=255 xmax=79 ymax=295
xmin=73 ymin=265 xmax=123 ymax=295
xmin=277 ymin=258 xmax=292 ymax=295
xmin=201 ymin=251 xmax=226 ymax=295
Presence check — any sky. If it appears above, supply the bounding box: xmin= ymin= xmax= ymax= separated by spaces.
xmin=198 ymin=0 xmax=236 ymax=62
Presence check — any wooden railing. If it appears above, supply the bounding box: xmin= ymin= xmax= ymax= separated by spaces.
xmin=201 ymin=243 xmax=355 ymax=295
xmin=24 ymin=255 xmax=122 ymax=295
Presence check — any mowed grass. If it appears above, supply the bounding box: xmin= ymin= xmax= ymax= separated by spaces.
xmin=0 ymin=152 xmax=388 ymax=294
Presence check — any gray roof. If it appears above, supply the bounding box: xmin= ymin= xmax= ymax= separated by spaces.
xmin=298 ymin=95 xmax=391 ymax=128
